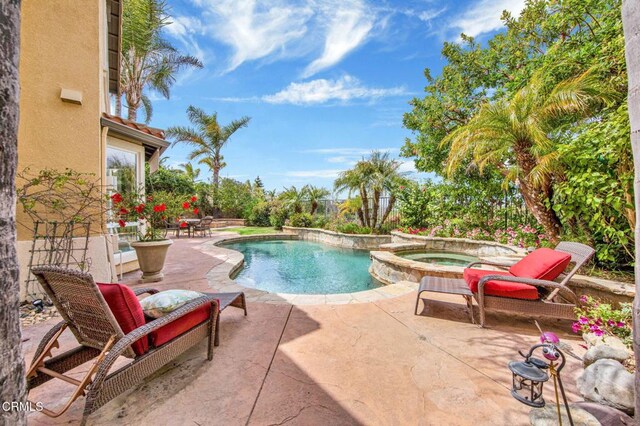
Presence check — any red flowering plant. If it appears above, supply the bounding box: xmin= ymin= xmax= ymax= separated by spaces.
xmin=572 ymin=295 xmax=632 ymax=348
xmin=110 ymin=191 xmax=197 ymax=241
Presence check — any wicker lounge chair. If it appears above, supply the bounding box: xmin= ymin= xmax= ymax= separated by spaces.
xmin=465 ymin=241 xmax=595 ymax=327
xmin=27 ymin=266 xmax=219 ymax=424
xmin=416 ymin=242 xmax=595 ymax=327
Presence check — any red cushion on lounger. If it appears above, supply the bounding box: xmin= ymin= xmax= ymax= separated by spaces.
xmin=508 ymin=248 xmax=571 ymax=281
xmin=97 ymin=283 xmax=148 ymax=356
xmin=150 ymin=303 xmax=211 ymax=348
xmin=463 ymin=268 xmax=539 ymax=300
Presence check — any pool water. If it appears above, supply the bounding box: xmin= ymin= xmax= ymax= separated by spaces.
xmin=223 ymin=240 xmax=382 ymax=294
xmin=400 ymin=251 xmax=479 ymax=266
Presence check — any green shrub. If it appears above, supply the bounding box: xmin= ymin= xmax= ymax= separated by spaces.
xmin=336 ymin=223 xmax=372 ymax=234
xmin=289 ymin=212 xmax=313 ymax=228
xmin=311 ymin=215 xmax=329 ymax=229
xmin=269 ymin=201 xmax=289 ymax=229
xmin=248 ymin=201 xmax=271 ymax=226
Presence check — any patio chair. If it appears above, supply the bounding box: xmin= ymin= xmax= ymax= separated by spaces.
xmin=163 ymin=219 xmax=180 ymax=238
xmin=192 ymin=216 xmax=214 ymax=237
xmin=26 ymin=266 xmax=219 ymax=424
xmin=464 ymin=241 xmax=595 ymax=327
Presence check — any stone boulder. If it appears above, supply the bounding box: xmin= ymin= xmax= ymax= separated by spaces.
xmin=574 ymin=401 xmax=634 ymax=426
xmin=529 ymin=404 xmax=600 ymax=426
xmin=577 ymin=359 xmax=635 ymax=415
xmin=583 ymin=344 xmax=632 ymax=368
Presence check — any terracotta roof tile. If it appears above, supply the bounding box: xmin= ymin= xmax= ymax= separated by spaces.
xmin=102 ymin=113 xmax=166 ymax=139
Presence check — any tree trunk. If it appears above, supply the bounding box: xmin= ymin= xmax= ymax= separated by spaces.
xmin=622 ymin=1 xmax=640 ymax=419
xmin=360 ymin=185 xmax=371 ymax=227
xmin=115 ymin=94 xmax=122 ymax=117
xmin=356 ymin=208 xmax=365 ymax=227
xmin=371 ymin=189 xmax=380 ymax=229
xmin=0 ymin=1 xmax=27 ymax=424
xmin=380 ymin=194 xmax=397 ymax=226
xmin=515 ymin=147 xmax=562 ymax=240
xmin=310 ymin=201 xmax=318 ymax=215
xmin=127 ymin=102 xmax=138 ymax=121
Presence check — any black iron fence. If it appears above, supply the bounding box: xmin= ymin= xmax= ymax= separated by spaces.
xmin=315 ymin=193 xmax=533 ymax=229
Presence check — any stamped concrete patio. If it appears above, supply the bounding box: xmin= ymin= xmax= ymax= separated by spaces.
xmin=23 ymin=233 xmax=585 ymax=425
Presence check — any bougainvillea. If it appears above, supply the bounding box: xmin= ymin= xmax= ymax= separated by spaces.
xmin=572 ymin=296 xmax=632 ymax=348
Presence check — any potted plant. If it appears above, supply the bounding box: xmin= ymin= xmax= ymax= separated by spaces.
xmin=110 ymin=192 xmax=197 ymax=282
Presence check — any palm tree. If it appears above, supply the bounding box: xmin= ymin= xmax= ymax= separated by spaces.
xmin=335 ymin=151 xmax=407 ymax=228
xmin=280 ymin=186 xmax=306 ymax=214
xmin=0 ymin=2 xmax=27 ymax=423
xmin=303 ymin=185 xmax=330 ymax=215
xmin=442 ymin=69 xmax=616 ymax=240
xmin=622 ymin=0 xmax=640 ymax=414
xmin=179 ymin=162 xmax=201 ymax=183
xmin=118 ymin=0 xmax=203 ymax=122
xmin=166 ymin=106 xmax=251 ymax=194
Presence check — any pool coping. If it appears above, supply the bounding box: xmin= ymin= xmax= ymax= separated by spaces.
xmin=204 ymin=233 xmax=416 ymax=305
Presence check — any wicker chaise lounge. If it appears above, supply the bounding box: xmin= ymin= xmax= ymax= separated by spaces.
xmin=416 ymin=242 xmax=595 ymax=327
xmin=27 ymin=266 xmax=220 ymax=424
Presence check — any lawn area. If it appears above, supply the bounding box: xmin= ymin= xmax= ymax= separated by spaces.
xmin=213 ymin=226 xmax=281 ymax=235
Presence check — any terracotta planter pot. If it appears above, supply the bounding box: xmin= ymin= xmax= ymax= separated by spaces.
xmin=131 ymin=239 xmax=173 ymax=283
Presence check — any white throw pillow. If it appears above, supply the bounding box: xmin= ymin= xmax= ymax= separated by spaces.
xmin=140 ymin=289 xmax=205 ymax=319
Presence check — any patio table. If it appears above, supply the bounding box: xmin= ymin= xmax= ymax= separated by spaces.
xmin=177 ymin=218 xmax=201 ymax=238
xmin=414 ymin=276 xmax=475 ymax=324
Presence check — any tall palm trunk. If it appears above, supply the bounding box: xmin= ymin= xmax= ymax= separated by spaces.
xmin=622 ymin=0 xmax=640 ymax=417
xmin=356 ymin=208 xmax=366 ymax=227
xmin=115 ymin=94 xmax=122 ymax=117
xmin=0 ymin=1 xmax=27 ymax=423
xmin=360 ymin=185 xmax=371 ymax=227
xmin=515 ymin=147 xmax=562 ymax=240
xmin=380 ymin=194 xmax=397 ymax=226
xmin=311 ymin=201 xmax=318 ymax=215
xmin=371 ymin=189 xmax=381 ymax=229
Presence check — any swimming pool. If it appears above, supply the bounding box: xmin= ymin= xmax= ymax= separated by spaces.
xmin=223 ymin=240 xmax=383 ymax=294
xmin=400 ymin=251 xmax=479 ymax=266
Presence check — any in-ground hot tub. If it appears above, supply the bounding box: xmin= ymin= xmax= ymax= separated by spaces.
xmin=399 ymin=251 xmax=479 ymax=267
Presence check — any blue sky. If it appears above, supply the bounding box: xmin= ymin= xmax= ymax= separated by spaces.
xmin=145 ymin=0 xmax=526 ymax=191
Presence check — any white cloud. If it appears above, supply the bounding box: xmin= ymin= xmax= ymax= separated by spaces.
xmin=398 ymin=160 xmax=417 ymax=174
xmin=262 ymin=75 xmax=407 ymax=105
xmin=302 ymin=2 xmax=374 ymax=78
xmin=450 ymin=0 xmax=526 ymax=39
xmin=191 ymin=0 xmax=312 ymax=72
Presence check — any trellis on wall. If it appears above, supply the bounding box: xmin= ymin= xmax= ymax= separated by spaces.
xmin=24 ymin=221 xmax=92 ymax=301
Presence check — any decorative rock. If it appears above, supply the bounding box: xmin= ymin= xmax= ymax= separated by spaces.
xmin=583 ymin=334 xmax=629 ymax=353
xmin=574 ymin=401 xmax=634 ymax=426
xmin=583 ymin=344 xmax=632 ymax=367
xmin=529 ymin=404 xmax=600 ymax=426
xmin=577 ymin=359 xmax=635 ymax=415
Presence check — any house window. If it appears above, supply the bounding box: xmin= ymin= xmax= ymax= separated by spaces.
xmin=106 ymin=146 xmax=138 ymax=195
xmin=106 ymin=146 xmax=141 ymax=252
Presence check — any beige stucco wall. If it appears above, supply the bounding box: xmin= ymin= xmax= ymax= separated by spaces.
xmin=17 ymin=0 xmax=108 ymax=241
xmin=16 ymin=1 xmax=115 ymax=300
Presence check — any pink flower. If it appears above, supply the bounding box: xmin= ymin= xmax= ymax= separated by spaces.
xmin=580 ymin=295 xmax=588 ymax=303
xmin=617 ymin=321 xmax=626 ymax=328
xmin=578 ymin=316 xmax=589 ymax=324
xmin=607 ymin=320 xmax=616 ymax=327
xmin=571 ymin=322 xmax=581 ymax=333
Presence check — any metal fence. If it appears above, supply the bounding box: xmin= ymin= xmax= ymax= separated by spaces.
xmin=315 ymin=193 xmax=532 ymax=229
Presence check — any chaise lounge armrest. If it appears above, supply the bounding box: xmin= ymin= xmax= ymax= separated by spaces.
xmin=133 ymin=287 xmax=160 ymax=296
xmin=91 ymin=296 xmax=219 ymax=389
xmin=477 ymin=275 xmax=577 ymax=303
xmin=466 ymin=260 xmax=516 ymax=270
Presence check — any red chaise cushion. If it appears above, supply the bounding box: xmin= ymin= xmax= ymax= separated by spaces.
xmin=463 ymin=268 xmax=540 ymax=300
xmin=97 ymin=283 xmax=149 ymax=356
xmin=509 ymin=248 xmax=571 ymax=281
xmin=149 ymin=303 xmax=212 ymax=348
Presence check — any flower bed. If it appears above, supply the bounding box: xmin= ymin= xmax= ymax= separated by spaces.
xmin=397 ymin=221 xmax=551 ymax=249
